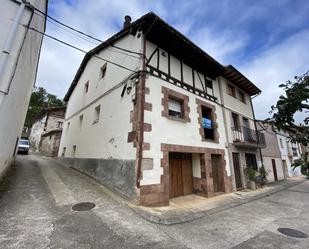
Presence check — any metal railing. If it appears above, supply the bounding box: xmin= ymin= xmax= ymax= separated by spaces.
xmin=232 ymin=126 xmax=266 ymax=147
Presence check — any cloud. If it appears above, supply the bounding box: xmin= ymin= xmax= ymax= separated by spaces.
xmin=240 ymin=30 xmax=309 ymax=122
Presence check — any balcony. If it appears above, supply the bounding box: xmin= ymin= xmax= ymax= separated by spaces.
xmin=232 ymin=126 xmax=266 ymax=149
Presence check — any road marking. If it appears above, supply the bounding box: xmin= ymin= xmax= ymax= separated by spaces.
xmin=40 ymin=165 xmax=76 ymax=206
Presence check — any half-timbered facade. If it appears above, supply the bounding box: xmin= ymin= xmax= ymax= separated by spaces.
xmin=59 ymin=12 xmax=264 ymax=206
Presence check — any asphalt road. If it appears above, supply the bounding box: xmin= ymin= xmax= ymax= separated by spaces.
xmin=0 ymin=154 xmax=308 ymax=249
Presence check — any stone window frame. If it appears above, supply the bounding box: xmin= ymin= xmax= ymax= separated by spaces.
xmin=161 ymin=86 xmax=190 ymax=123
xmin=196 ymin=98 xmax=219 ymax=143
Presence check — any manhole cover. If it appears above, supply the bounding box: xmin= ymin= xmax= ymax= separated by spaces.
xmin=72 ymin=202 xmax=95 ymax=211
xmin=278 ymin=228 xmax=308 ymax=239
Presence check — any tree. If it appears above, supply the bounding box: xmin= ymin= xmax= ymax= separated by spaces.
xmin=271 ymin=70 xmax=309 ymax=177
xmin=24 ymin=86 xmax=65 ymax=127
xmin=271 ymin=70 xmax=309 ymax=145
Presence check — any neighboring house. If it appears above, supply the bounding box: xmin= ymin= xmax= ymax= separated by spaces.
xmin=59 ymin=13 xmax=264 ymax=207
xmin=0 ymin=0 xmax=47 ymax=178
xmin=29 ymin=106 xmax=65 ymax=156
xmin=257 ymin=120 xmax=303 ymax=181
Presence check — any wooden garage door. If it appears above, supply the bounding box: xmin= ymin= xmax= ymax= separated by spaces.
xmin=169 ymin=153 xmax=193 ymax=198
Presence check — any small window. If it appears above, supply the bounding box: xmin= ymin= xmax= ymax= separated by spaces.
xmin=93 ymin=105 xmax=101 ymax=124
xmin=205 ymin=79 xmax=213 ymax=89
xmin=79 ymin=115 xmax=83 ymax=128
xmin=66 ymin=122 xmax=70 ymax=133
xmin=84 ymin=81 xmax=89 ymax=93
xmin=57 ymin=121 xmax=63 ymax=128
xmin=292 ymin=147 xmax=298 ymax=156
xmin=202 ymin=106 xmax=214 ymax=140
xmin=245 ymin=153 xmax=258 ymax=170
xmin=238 ymin=91 xmax=246 ymax=103
xmin=49 ymin=135 xmax=52 ymax=140
xmin=100 ymin=63 xmax=107 ymax=79
xmin=168 ymin=98 xmax=183 ymax=118
xmin=227 ymin=84 xmax=236 ymax=97
xmin=72 ymin=145 xmax=76 ymax=157
xmin=62 ymin=147 xmax=66 ymax=157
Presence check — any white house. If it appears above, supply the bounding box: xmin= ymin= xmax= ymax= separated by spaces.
xmin=0 ymin=0 xmax=47 ymax=178
xmin=59 ymin=13 xmax=264 ymax=206
xmin=257 ymin=120 xmax=303 ymax=182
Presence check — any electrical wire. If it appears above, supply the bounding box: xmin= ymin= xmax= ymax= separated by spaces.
xmin=22 ymin=0 xmax=145 ymax=58
xmin=28 ymin=27 xmax=137 ymax=73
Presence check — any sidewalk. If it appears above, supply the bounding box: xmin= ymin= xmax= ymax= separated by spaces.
xmin=130 ymin=177 xmax=306 ymax=225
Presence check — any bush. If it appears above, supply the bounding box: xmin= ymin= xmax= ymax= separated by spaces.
xmin=245 ymin=167 xmax=257 ymax=182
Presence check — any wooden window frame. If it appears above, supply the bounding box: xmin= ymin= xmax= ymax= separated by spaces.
xmin=227 ymin=84 xmax=236 ymax=98
xmin=238 ymin=90 xmax=246 ymax=104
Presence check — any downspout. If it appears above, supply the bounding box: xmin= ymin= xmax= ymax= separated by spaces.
xmin=0 ymin=2 xmax=26 ymax=97
xmin=136 ymin=34 xmax=146 ymax=188
xmin=250 ymin=93 xmax=264 ymax=166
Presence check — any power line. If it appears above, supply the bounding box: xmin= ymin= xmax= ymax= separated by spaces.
xmin=28 ymin=27 xmax=138 ymax=73
xmin=22 ymin=0 xmax=145 ymax=58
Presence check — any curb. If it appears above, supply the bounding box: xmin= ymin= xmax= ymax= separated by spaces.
xmin=130 ymin=179 xmax=306 ymax=225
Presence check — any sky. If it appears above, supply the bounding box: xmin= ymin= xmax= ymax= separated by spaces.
xmin=36 ymin=0 xmax=309 ymax=121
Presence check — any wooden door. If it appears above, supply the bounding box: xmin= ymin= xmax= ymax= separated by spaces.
xmin=232 ymin=153 xmax=242 ymax=189
xmin=282 ymin=160 xmax=288 ymax=179
xmin=272 ymin=159 xmax=278 ymax=181
xmin=242 ymin=118 xmax=250 ymax=141
xmin=169 ymin=153 xmax=192 ymax=198
xmin=211 ymin=154 xmax=224 ymax=193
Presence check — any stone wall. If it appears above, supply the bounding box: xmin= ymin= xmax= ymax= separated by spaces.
xmin=57 ymin=157 xmax=137 ymax=201
xmin=40 ymin=130 xmax=62 ymax=157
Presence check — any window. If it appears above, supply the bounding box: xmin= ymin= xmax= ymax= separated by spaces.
xmin=232 ymin=113 xmax=240 ymax=131
xmin=238 ymin=91 xmax=246 ymax=103
xmin=66 ymin=122 xmax=70 ymax=133
xmin=79 ymin=115 xmax=83 ymax=128
xmin=202 ymin=106 xmax=214 ymax=140
xmin=245 ymin=153 xmax=258 ymax=170
xmin=205 ymin=78 xmax=213 ymax=89
xmin=72 ymin=145 xmax=76 ymax=157
xmin=227 ymin=84 xmax=236 ymax=97
xmin=62 ymin=147 xmax=66 ymax=157
xmin=93 ymin=105 xmax=101 ymax=124
xmin=84 ymin=81 xmax=89 ymax=93
xmin=100 ymin=63 xmax=107 ymax=79
xmin=292 ymin=147 xmax=298 ymax=156
xmin=279 ymin=138 xmax=284 ymax=148
xmin=168 ymin=97 xmax=183 ymax=118
xmin=57 ymin=121 xmax=63 ymax=128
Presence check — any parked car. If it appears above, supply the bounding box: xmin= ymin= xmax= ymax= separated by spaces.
xmin=17 ymin=139 xmax=30 ymax=154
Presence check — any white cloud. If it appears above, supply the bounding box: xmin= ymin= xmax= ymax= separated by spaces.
xmin=240 ymin=30 xmax=309 ymax=122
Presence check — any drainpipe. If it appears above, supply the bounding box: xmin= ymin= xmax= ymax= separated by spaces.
xmin=0 ymin=2 xmax=26 ymax=104
xmin=250 ymin=93 xmax=264 ymax=166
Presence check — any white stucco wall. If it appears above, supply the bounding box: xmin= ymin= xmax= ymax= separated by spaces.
xmin=29 ymin=115 xmax=46 ymax=150
xmin=0 ymin=0 xmax=46 ymax=176
xmin=141 ymin=75 xmax=230 ymax=185
xmin=263 ymin=157 xmax=285 ymax=182
xmin=59 ymin=33 xmax=143 ymax=159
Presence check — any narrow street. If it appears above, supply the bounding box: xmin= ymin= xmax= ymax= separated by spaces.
xmin=0 ymin=154 xmax=309 ymax=249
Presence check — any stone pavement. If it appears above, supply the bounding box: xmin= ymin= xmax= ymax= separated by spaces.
xmin=1 ymin=153 xmax=309 ymax=249
xmin=131 ymin=177 xmax=306 ymax=225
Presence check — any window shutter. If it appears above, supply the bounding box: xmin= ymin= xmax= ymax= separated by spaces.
xmin=169 ymin=99 xmax=182 ymax=112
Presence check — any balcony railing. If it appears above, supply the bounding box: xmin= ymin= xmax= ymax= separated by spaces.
xmin=232 ymin=126 xmax=266 ymax=148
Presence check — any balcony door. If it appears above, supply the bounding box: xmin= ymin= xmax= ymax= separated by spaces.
xmin=242 ymin=117 xmax=250 ymax=141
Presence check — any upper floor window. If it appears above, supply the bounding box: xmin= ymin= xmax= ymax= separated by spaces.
xmin=205 ymin=79 xmax=213 ymax=89
xmin=93 ymin=105 xmax=101 ymax=124
xmin=168 ymin=98 xmax=183 ymax=118
xmin=61 ymin=147 xmax=66 ymax=157
xmin=57 ymin=121 xmax=63 ymax=129
xmin=84 ymin=81 xmax=89 ymax=93
xmin=238 ymin=91 xmax=246 ymax=104
xmin=202 ymin=106 xmax=214 ymax=140
xmin=227 ymin=84 xmax=236 ymax=97
xmin=72 ymin=145 xmax=77 ymax=157
xmin=100 ymin=63 xmax=107 ymax=79
xmin=66 ymin=122 xmax=70 ymax=133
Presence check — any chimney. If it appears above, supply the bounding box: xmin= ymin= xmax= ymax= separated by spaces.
xmin=123 ymin=15 xmax=132 ymax=29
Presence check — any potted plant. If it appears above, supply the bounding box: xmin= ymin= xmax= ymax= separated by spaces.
xmin=258 ymin=164 xmax=269 ymax=187
xmin=245 ymin=167 xmax=257 ymax=190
